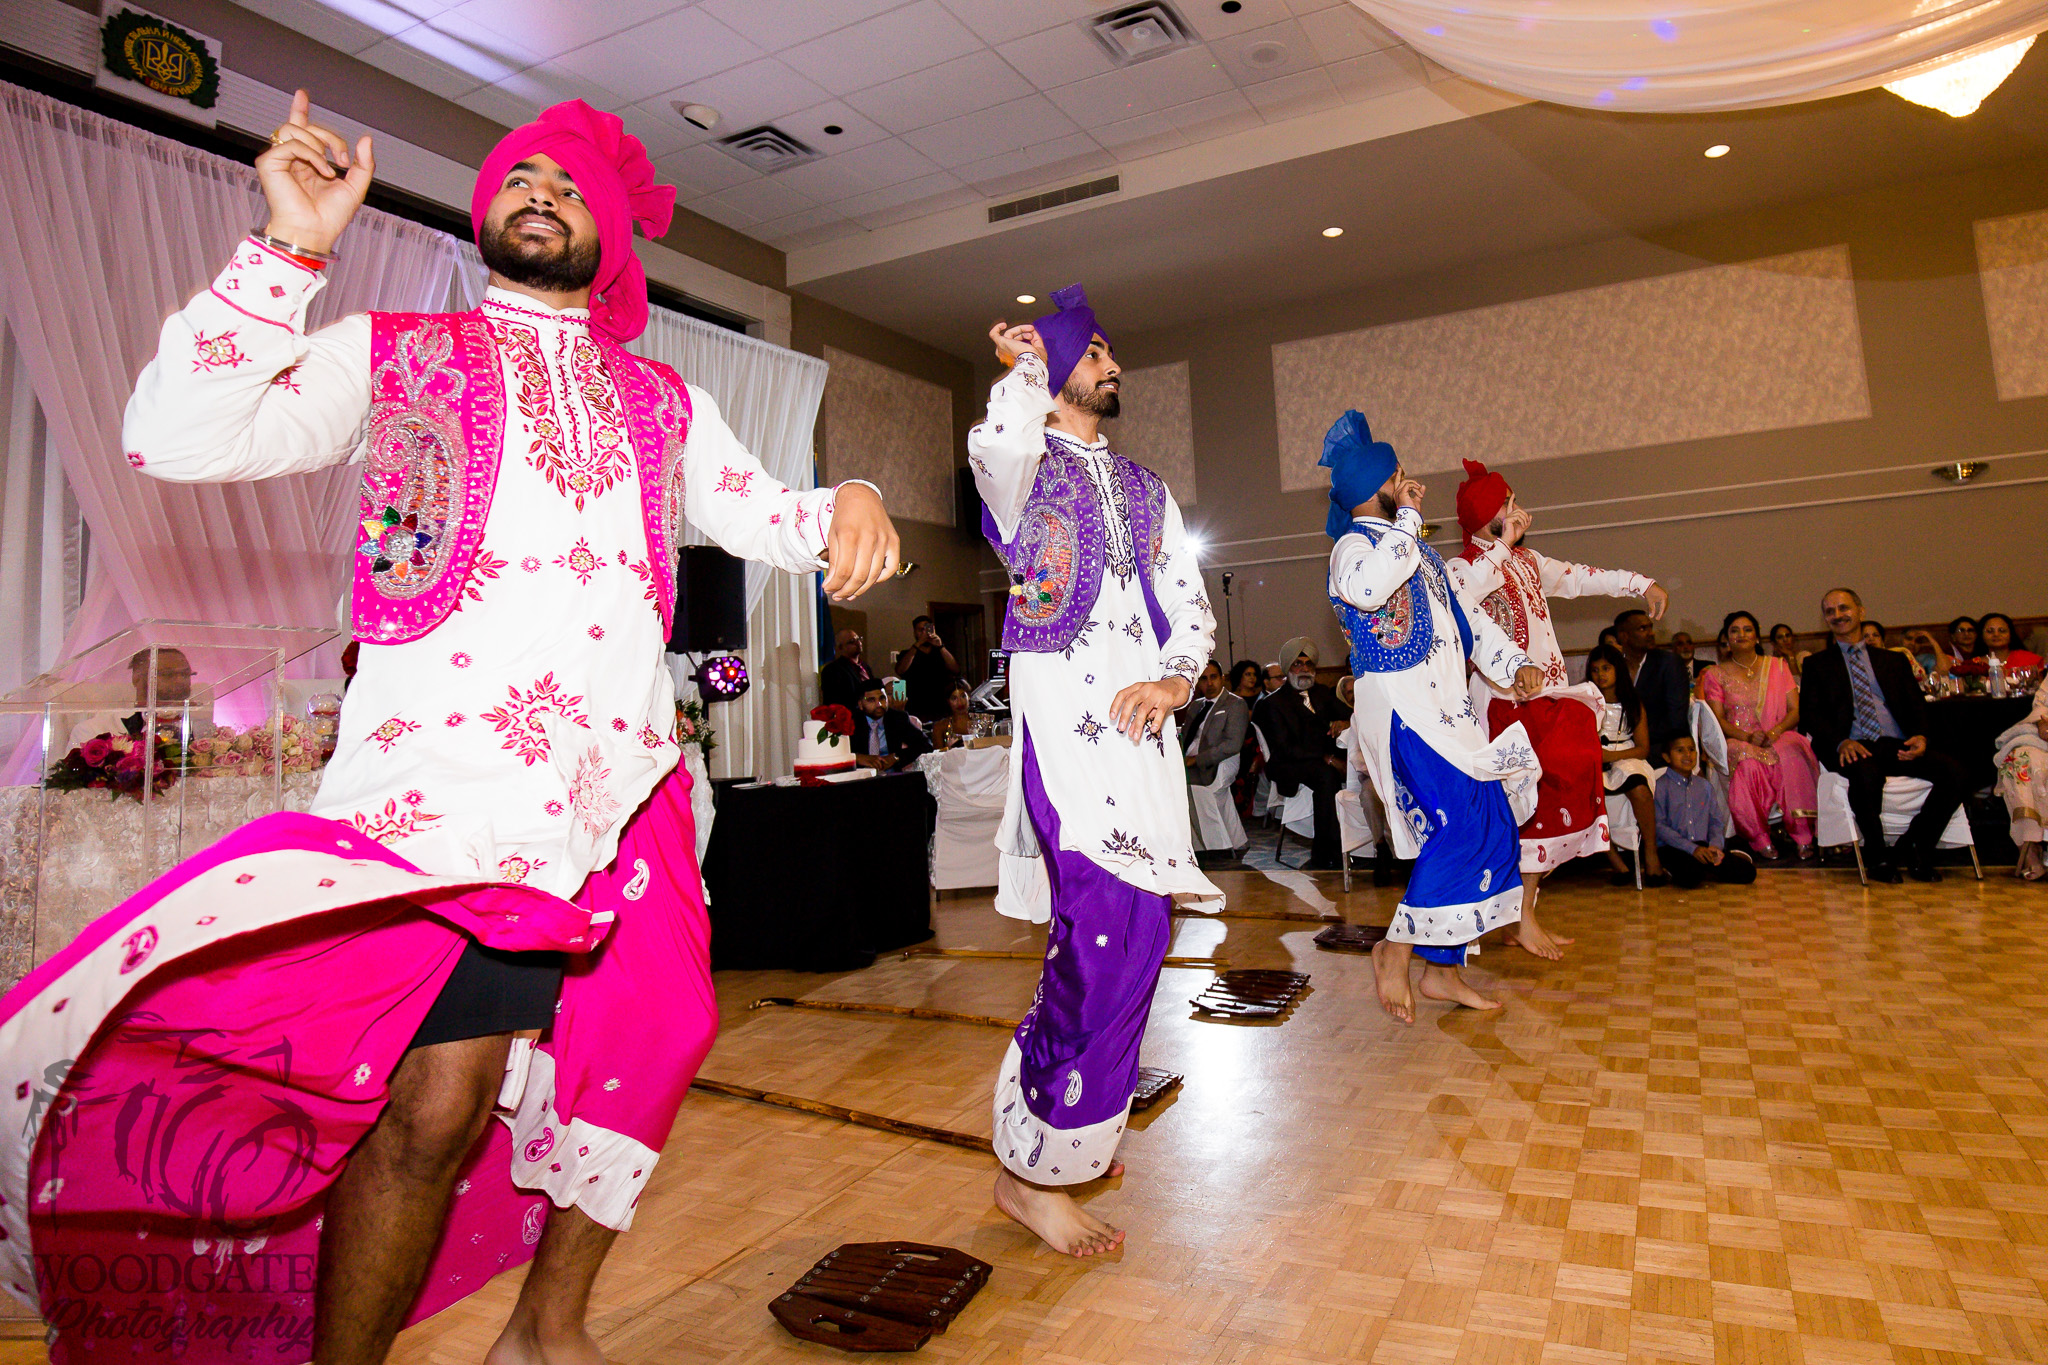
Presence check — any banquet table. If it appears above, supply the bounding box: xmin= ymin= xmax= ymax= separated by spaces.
xmin=1926 ymin=694 xmax=2033 ymax=790
xmin=700 ymin=771 xmax=936 ymax=971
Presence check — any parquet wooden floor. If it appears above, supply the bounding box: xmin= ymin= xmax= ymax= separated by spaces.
xmin=9 ymin=864 xmax=2048 ymax=1363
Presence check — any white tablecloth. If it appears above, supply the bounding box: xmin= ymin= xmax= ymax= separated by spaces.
xmin=920 ymin=745 xmax=1010 ymax=890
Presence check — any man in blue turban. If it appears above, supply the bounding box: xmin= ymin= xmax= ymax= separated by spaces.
xmin=1321 ymin=411 xmax=1547 ymax=1024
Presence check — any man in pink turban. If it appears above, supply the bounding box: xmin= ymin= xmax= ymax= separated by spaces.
xmin=3 ymin=92 xmax=900 ymax=1365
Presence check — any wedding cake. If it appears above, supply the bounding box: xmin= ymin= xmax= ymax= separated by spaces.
xmin=795 ymin=704 xmax=857 ymax=780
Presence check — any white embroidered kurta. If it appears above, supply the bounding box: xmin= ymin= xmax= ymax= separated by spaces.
xmin=967 ymin=355 xmax=1220 ymax=919
xmin=1445 ymin=539 xmax=1653 ymax=693
xmin=125 ymin=244 xmax=838 ymax=900
xmin=1329 ymin=511 xmax=1541 ymax=861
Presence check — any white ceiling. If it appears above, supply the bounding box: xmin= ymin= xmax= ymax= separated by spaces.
xmin=229 ymin=0 xmax=1454 ymax=248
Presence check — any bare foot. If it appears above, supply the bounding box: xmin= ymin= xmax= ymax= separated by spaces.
xmin=1416 ymin=964 xmax=1502 ymax=1011
xmin=1106 ymin=1159 xmax=1125 ymax=1179
xmin=1507 ymin=905 xmax=1570 ymax=959
xmin=1371 ymin=938 xmax=1414 ymax=1025
xmin=993 ymin=1170 xmax=1124 ymax=1257
xmin=485 ymin=1310 xmax=607 ymax=1365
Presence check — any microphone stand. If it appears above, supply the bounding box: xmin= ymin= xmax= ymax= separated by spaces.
xmin=1221 ymin=572 xmax=1235 ymax=662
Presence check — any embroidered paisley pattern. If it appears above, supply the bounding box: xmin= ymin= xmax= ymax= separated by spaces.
xmin=1007 ymin=504 xmax=1078 ymax=628
xmin=986 ymin=447 xmax=1170 ymax=654
xmin=361 ymin=322 xmax=468 ymax=601
xmin=1330 ymin=523 xmax=1440 ymax=674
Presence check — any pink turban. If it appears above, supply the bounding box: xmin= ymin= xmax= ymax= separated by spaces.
xmin=470 ymin=99 xmax=676 ymax=344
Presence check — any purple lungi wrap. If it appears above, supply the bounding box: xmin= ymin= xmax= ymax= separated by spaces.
xmin=991 ymin=730 xmax=1171 ymax=1184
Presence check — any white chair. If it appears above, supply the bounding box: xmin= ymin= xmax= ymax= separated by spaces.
xmin=1251 ymin=724 xmax=1279 ymax=818
xmin=1815 ymin=770 xmax=1980 ymax=884
xmin=1190 ymin=753 xmax=1247 ymax=854
xmin=929 ymin=745 xmax=1009 ymax=891
xmin=1333 ymin=722 xmax=1384 ymax=891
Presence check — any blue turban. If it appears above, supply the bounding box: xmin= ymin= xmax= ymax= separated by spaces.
xmin=1034 ymin=283 xmax=1109 ymax=397
xmin=1319 ymin=409 xmax=1399 ymax=538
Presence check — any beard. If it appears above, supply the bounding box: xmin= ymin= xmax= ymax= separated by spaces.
xmin=1374 ymin=489 xmax=1400 ymax=519
xmin=479 ymin=209 xmax=600 ymax=293
xmin=1488 ymin=514 xmax=1523 ymax=545
xmin=1058 ymin=376 xmax=1121 ymax=420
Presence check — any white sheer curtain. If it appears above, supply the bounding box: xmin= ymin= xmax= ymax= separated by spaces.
xmin=0 ymin=82 xmax=467 ymax=663
xmin=1354 ymin=0 xmax=2048 ymax=110
xmin=0 ymin=318 xmax=86 ymax=758
xmin=455 ymin=241 xmax=832 ymax=778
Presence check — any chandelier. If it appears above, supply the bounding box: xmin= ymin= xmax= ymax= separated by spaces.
xmin=1884 ymin=34 xmax=2036 ymax=116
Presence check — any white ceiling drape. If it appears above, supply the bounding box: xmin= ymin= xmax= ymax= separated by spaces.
xmin=1352 ymin=0 xmax=2048 ymax=110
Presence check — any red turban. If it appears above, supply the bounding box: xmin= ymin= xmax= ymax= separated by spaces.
xmin=1456 ymin=458 xmax=1511 ymax=543
xmin=471 ymin=100 xmax=675 ymax=344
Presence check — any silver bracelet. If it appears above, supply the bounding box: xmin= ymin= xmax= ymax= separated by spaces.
xmin=249 ymin=231 xmax=336 ymax=263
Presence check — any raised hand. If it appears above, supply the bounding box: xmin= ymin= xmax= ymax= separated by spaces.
xmin=989 ymin=321 xmax=1046 ymax=368
xmin=1503 ymin=504 xmax=1533 ymax=545
xmin=257 ymin=89 xmax=374 ymax=255
xmin=1393 ymin=475 xmax=1426 ymax=512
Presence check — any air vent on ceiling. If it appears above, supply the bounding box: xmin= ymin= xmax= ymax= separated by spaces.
xmin=988 ymin=175 xmax=1121 ymax=224
xmin=1089 ymin=2 xmax=1195 ymax=66
xmin=715 ymin=125 xmax=821 ymax=174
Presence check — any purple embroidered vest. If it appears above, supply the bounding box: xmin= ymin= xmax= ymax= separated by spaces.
xmin=981 ymin=443 xmax=1170 ymax=653
xmin=352 ymin=311 xmax=693 ymax=644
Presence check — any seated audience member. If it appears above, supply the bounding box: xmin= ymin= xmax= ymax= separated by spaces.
xmin=1702 ymin=611 xmax=1820 ymax=862
xmin=1583 ymin=626 xmax=1621 ymax=681
xmin=1226 ymin=659 xmax=1264 ymax=814
xmin=820 ymin=628 xmax=874 ymax=711
xmin=66 ymin=647 xmax=209 ymax=751
xmin=1178 ymin=660 xmax=1224 ymax=732
xmin=1669 ymin=631 xmax=1707 ymax=688
xmin=1768 ymin=623 xmax=1807 ymax=676
xmin=1945 ymin=615 xmax=1980 ymax=668
xmin=929 ymin=681 xmax=977 ymax=749
xmin=1185 ymin=661 xmax=1251 ymax=854
xmin=1258 ymin=636 xmax=1352 ymax=870
xmin=1996 ymin=687 xmax=2048 ymax=881
xmin=1585 ymin=643 xmax=1665 ymax=885
xmin=1799 ymin=588 xmax=1968 ymax=882
xmin=1861 ymin=620 xmax=1928 ymax=684
xmin=1655 ymin=734 xmax=1757 ymax=888
xmin=1903 ymin=625 xmax=1954 ymax=678
xmin=894 ymin=615 xmax=959 ymax=723
xmin=1334 ymin=673 xmax=1355 ymax=715
xmin=853 ymin=678 xmax=930 ymax=771
xmin=1616 ymin=608 xmax=1691 ymax=755
xmin=1953 ymin=612 xmax=2042 ymax=677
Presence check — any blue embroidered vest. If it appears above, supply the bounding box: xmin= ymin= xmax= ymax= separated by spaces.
xmin=981 ymin=441 xmax=1169 ymax=653
xmin=1328 ymin=518 xmax=1473 ymax=675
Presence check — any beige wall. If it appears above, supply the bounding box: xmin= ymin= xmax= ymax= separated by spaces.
xmin=1103 ymin=157 xmax=2048 ymax=672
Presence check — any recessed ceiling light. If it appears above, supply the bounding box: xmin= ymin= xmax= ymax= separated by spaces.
xmin=1704 ymin=143 xmax=1730 ymax=158
xmin=1016 ymin=294 xmax=1037 ymax=304
xmin=671 ymin=101 xmax=719 ymax=131
xmin=1322 ymin=226 xmax=1344 ymax=238
xmin=822 ymin=124 xmax=843 ymax=135
xmin=1221 ymin=1 xmax=1242 ymax=12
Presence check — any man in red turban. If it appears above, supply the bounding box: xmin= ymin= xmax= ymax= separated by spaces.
xmin=1446 ymin=460 xmax=1669 ymax=959
xmin=7 ymin=91 xmax=902 ymax=1365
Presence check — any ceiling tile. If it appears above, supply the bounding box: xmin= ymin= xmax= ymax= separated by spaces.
xmin=936 ymin=0 xmax=1097 ymax=47
xmin=996 ymin=22 xmax=1117 ymax=89
xmin=492 ymin=60 xmax=627 ymax=112
xmin=416 ymin=7 xmax=546 ymax=74
xmin=779 ymin=1 xmax=983 ymax=97
xmin=851 ymin=179 xmax=980 ymax=229
xmin=846 ymin=51 xmax=1035 ymax=136
xmin=772 ymin=218 xmax=871 ymax=251
xmin=773 ymin=139 xmax=943 ymax=202
xmin=685 ymin=194 xmax=761 ymax=231
xmin=958 ymin=135 xmax=1113 ymax=197
xmin=1044 ymin=68 xmax=1165 ymax=127
xmin=831 ymin=170 xmax=971 ymax=222
xmin=1327 ymin=46 xmax=1425 ymax=102
xmin=778 ymin=100 xmax=896 ymax=152
xmin=1092 ymin=110 xmax=1188 ymax=158
xmin=700 ymin=0 xmax=906 ymax=50
xmin=453 ymin=80 xmax=543 ymax=127
xmin=1118 ymin=44 xmax=1234 ymax=106
xmin=1210 ymin=19 xmax=1322 ymax=85
xmin=553 ymin=9 xmax=763 ymax=104
xmin=655 ymin=142 xmax=758 ymax=197
xmin=371 ymin=16 xmax=531 ymax=91
xmin=1183 ymin=0 xmax=1290 ymax=40
xmin=652 ymin=59 xmax=833 ymax=133
xmin=755 ymin=203 xmax=855 ymax=239
xmin=611 ymin=100 xmax=701 ymax=160
xmin=1161 ymin=88 xmax=1260 ymax=139
xmin=902 ymin=94 xmax=1080 ymax=168
xmin=232 ymin=0 xmax=400 ymax=55
xmin=702 ymin=176 xmax=817 ymax=222
xmin=445 ymin=0 xmax=683 ymax=58
xmin=1244 ymin=67 xmax=1341 ymax=121
xmin=1297 ymin=4 xmax=1399 ymax=62
xmin=1282 ymin=0 xmax=1346 ymax=12
xmin=354 ymin=32 xmax=485 ymax=100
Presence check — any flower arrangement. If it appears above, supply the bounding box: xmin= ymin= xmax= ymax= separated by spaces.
xmin=676 ymin=697 xmax=717 ymax=761
xmin=809 ymin=704 xmax=855 ymax=743
xmin=46 ymin=730 xmax=187 ymax=800
xmin=183 ymin=716 xmax=322 ymax=777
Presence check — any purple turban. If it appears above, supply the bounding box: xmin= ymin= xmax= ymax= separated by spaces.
xmin=1034 ymin=283 xmax=1110 ymax=397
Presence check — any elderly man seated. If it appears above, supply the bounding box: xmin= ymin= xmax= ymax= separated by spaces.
xmin=1257 ymin=635 xmax=1352 ymax=870
xmin=853 ymin=677 xmax=931 ymax=771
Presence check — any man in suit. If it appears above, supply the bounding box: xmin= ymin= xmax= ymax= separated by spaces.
xmin=1258 ymin=637 xmax=1352 ymax=869
xmin=820 ymin=628 xmax=874 ymax=711
xmin=1799 ymin=588 xmax=1967 ymax=882
xmin=1183 ymin=660 xmax=1250 ymax=855
xmin=853 ymin=677 xmax=931 ymax=771
xmin=1616 ymin=608 xmax=1691 ymax=755
xmin=1177 ymin=660 xmax=1223 ymax=734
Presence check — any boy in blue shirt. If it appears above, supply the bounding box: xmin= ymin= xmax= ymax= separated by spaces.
xmin=1654 ymin=734 xmax=1757 ymax=888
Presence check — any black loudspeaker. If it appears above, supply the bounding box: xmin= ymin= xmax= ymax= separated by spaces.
xmin=956 ymin=466 xmax=984 ymax=540
xmin=668 ymin=546 xmax=748 ymax=653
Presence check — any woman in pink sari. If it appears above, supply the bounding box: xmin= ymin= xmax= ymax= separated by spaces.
xmin=1701 ymin=611 xmax=1820 ymax=861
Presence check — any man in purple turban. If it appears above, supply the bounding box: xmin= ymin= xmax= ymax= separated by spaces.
xmin=971 ymin=289 xmax=1219 ymax=1257
xmin=4 ymin=91 xmax=902 ymax=1364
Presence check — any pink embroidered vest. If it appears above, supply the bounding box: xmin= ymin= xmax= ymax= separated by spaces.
xmin=352 ymin=310 xmax=693 ymax=644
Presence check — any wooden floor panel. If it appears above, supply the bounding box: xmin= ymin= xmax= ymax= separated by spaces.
xmin=7 ymin=862 xmax=2048 ymax=1362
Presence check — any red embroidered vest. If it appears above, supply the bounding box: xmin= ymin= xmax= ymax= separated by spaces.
xmin=352 ymin=311 xmax=693 ymax=644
